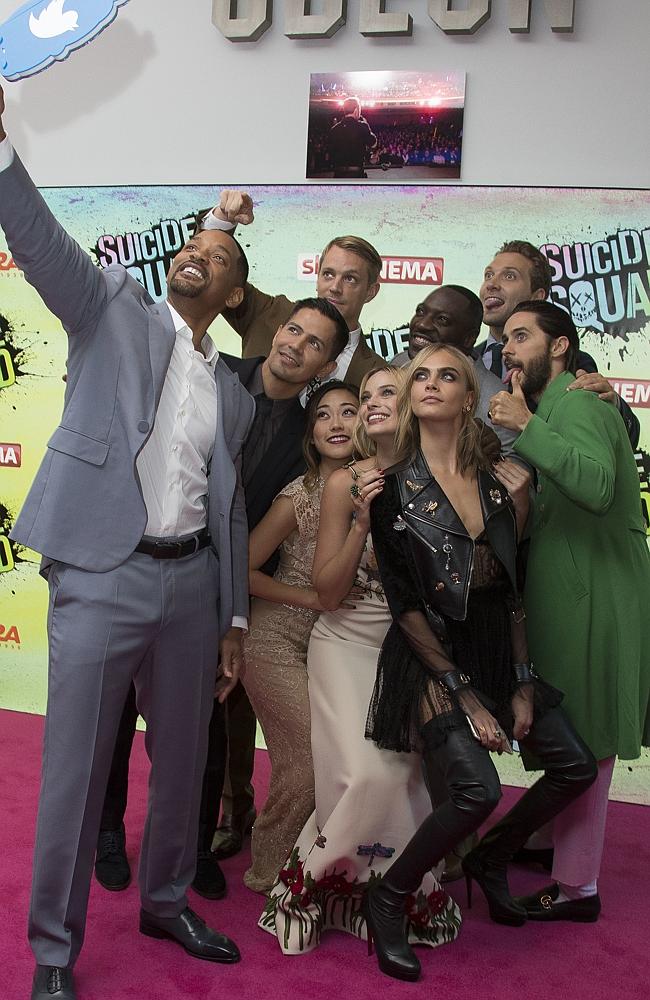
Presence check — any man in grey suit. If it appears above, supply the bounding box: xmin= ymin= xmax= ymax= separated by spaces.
xmin=0 ymin=90 xmax=255 ymax=1000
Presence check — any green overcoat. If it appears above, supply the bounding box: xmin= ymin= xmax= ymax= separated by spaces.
xmin=514 ymin=371 xmax=650 ymax=761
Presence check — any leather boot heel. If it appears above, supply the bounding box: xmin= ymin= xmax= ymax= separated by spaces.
xmin=462 ymin=852 xmax=526 ymax=927
xmin=362 ymin=882 xmax=421 ymax=982
xmin=464 ymin=873 xmax=473 ymax=908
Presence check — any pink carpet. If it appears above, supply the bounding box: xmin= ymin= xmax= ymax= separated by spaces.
xmin=1 ymin=707 xmax=648 ymax=1000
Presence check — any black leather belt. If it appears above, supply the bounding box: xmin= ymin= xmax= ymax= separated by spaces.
xmin=135 ymin=528 xmax=211 ymax=560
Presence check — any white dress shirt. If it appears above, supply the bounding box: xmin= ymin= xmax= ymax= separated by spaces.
xmin=136 ymin=306 xmax=248 ymax=629
xmin=136 ymin=304 xmax=218 ymax=538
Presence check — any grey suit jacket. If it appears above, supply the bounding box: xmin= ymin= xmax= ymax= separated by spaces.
xmin=0 ymin=152 xmax=255 ymax=633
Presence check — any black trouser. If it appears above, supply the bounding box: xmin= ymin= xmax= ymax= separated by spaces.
xmin=101 ymin=683 xmax=229 ymax=854
xmin=386 ymin=706 xmax=597 ymax=892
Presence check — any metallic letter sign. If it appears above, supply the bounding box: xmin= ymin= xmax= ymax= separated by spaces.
xmin=285 ymin=0 xmax=347 ymax=39
xmin=359 ymin=0 xmax=413 ymax=38
xmin=212 ymin=0 xmax=273 ymax=42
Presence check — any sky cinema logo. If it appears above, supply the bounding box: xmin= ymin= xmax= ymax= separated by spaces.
xmin=0 ymin=443 xmax=22 ymax=467
xmin=298 ymin=253 xmax=444 ymax=285
xmin=0 ymin=622 xmax=21 ymax=645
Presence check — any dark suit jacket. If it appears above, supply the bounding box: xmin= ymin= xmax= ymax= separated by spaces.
xmin=476 ymin=339 xmax=640 ymax=448
xmin=220 ymin=354 xmax=307 ymax=532
xmin=223 ymin=285 xmax=384 ymax=389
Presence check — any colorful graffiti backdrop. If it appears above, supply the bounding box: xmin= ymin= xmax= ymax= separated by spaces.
xmin=0 ymin=183 xmax=648 ymax=799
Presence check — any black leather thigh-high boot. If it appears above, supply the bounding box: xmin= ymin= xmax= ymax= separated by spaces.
xmin=463 ymin=706 xmax=597 ymax=923
xmin=364 ymin=722 xmax=502 ymax=979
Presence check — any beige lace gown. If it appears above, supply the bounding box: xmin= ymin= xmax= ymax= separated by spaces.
xmin=260 ymin=533 xmax=461 ymax=954
xmin=242 ymin=476 xmax=323 ymax=892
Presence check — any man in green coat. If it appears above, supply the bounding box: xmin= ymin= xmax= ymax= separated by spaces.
xmin=489 ymin=299 xmax=650 ymax=923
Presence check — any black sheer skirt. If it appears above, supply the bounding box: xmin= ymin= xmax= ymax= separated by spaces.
xmin=366 ymin=540 xmax=562 ymax=753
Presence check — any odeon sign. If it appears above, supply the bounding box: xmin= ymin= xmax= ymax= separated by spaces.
xmin=211 ymin=0 xmax=575 ymax=42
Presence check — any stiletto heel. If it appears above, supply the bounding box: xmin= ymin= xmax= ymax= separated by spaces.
xmin=462 ymin=851 xmax=526 ymax=926
xmin=465 ymin=873 xmax=473 ymax=908
xmin=366 ymin=926 xmax=374 ymax=956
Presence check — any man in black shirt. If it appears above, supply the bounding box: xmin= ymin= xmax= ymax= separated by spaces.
xmin=329 ymin=97 xmax=377 ymax=179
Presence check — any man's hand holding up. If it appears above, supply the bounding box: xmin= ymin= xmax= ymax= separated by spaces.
xmin=489 ymin=371 xmax=533 ymax=434
xmin=211 ymin=190 xmax=254 ymax=227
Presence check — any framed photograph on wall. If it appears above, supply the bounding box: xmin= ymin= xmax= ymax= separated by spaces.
xmin=306 ymin=70 xmax=465 ymax=181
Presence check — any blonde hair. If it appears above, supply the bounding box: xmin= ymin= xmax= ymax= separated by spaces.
xmin=319 ymin=236 xmax=382 ymax=285
xmin=352 ymin=365 xmax=407 ymax=459
xmin=393 ymin=345 xmax=487 ymax=475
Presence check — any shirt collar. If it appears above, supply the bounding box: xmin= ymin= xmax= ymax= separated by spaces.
xmin=165 ymin=301 xmax=219 ymax=364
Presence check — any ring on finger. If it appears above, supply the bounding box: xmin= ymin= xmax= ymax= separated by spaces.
xmin=350 ymin=484 xmax=360 ymax=499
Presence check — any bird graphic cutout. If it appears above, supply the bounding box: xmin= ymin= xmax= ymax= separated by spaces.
xmin=0 ymin=0 xmax=130 ymax=80
xmin=29 ymin=1 xmax=79 ymax=39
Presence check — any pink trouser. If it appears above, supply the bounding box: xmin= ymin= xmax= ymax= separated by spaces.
xmin=548 ymin=756 xmax=616 ymax=887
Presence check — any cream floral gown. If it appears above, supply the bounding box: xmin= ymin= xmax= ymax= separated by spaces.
xmin=260 ymin=530 xmax=461 ymax=954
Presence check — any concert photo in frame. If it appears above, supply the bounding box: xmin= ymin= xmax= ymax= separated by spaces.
xmin=306 ymin=70 xmax=465 ymax=181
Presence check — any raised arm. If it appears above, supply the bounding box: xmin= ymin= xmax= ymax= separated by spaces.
xmin=312 ymin=466 xmax=380 ymax=612
xmin=200 ymin=191 xmax=293 ymax=350
xmin=0 ymin=86 xmax=105 ymax=337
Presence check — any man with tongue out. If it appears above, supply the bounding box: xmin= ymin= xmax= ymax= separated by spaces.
xmin=477 ymin=240 xmax=639 ymax=446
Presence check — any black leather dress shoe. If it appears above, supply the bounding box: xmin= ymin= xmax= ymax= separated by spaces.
xmin=212 ymin=807 xmax=256 ymax=860
xmin=192 ymin=851 xmax=227 ymax=899
xmin=32 ymin=965 xmax=76 ymax=999
xmin=511 ymin=846 xmax=554 ymax=872
xmin=139 ymin=906 xmax=240 ymax=963
xmin=95 ymin=823 xmax=131 ymax=891
xmin=515 ymin=883 xmax=601 ymax=922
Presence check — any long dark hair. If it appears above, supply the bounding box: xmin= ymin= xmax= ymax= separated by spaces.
xmin=509 ymin=300 xmax=580 ymax=374
xmin=302 ymin=380 xmax=359 ymax=491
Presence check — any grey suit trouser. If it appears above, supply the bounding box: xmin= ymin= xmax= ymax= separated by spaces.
xmin=28 ymin=546 xmax=220 ymax=968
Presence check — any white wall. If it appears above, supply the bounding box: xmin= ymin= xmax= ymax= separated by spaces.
xmin=0 ymin=0 xmax=647 ymax=188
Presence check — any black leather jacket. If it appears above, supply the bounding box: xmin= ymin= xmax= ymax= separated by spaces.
xmin=391 ymin=450 xmax=520 ymax=626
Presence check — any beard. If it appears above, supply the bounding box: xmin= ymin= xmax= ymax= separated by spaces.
xmin=521 ymin=346 xmax=553 ymax=398
xmin=168 ymin=272 xmax=204 ymax=299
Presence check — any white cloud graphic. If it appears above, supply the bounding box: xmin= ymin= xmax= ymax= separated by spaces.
xmin=29 ymin=0 xmax=79 ymax=39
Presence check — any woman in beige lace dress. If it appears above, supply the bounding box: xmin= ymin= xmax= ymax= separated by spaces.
xmin=242 ymin=381 xmax=360 ymax=892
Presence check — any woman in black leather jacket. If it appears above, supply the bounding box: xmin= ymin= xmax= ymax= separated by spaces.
xmin=361 ymin=344 xmax=597 ymax=982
